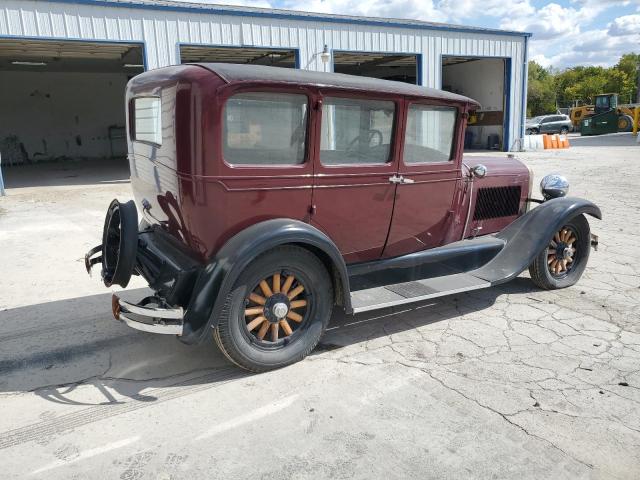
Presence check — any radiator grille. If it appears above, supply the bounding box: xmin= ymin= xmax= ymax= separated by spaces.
xmin=473 ymin=186 xmax=522 ymax=221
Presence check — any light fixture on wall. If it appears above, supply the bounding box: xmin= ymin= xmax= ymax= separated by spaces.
xmin=124 ymin=64 xmax=144 ymax=68
xmin=11 ymin=61 xmax=47 ymax=66
xmin=320 ymin=45 xmax=330 ymax=64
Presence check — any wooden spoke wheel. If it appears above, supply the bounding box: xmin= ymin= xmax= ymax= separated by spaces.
xmin=213 ymin=245 xmax=333 ymax=372
xmin=546 ymin=225 xmax=578 ymax=277
xmin=528 ymin=215 xmax=591 ymax=290
xmin=243 ymin=271 xmax=309 ymax=345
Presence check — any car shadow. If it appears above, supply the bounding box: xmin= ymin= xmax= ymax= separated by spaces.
xmin=0 ymin=278 xmax=539 ymax=406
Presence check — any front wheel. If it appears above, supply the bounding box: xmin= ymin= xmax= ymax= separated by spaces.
xmin=213 ymin=246 xmax=333 ymax=372
xmin=528 ymin=215 xmax=591 ymax=290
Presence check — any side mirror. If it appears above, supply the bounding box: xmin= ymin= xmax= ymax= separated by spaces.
xmin=470 ymin=164 xmax=487 ymax=178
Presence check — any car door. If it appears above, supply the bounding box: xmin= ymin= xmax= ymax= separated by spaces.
xmin=382 ymin=100 xmax=462 ymax=258
xmin=310 ymin=92 xmax=399 ymax=264
xmin=540 ymin=116 xmax=552 ymax=133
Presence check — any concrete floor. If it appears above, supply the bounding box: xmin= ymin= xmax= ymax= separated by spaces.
xmin=0 ymin=136 xmax=639 ymax=479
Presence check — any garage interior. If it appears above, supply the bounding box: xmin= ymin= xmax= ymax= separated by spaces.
xmin=442 ymin=57 xmax=507 ymax=150
xmin=333 ymin=52 xmax=418 ymax=84
xmin=179 ymin=45 xmax=297 ymax=68
xmin=0 ymin=39 xmax=144 ymax=187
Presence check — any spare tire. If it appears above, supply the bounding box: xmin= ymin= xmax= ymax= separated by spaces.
xmin=101 ymin=199 xmax=138 ymax=288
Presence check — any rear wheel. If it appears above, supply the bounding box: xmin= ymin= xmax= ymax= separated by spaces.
xmin=618 ymin=115 xmax=633 ymax=132
xmin=560 ymin=126 xmax=569 ymax=135
xmin=528 ymin=215 xmax=590 ymax=290
xmin=213 ymin=246 xmax=333 ymax=372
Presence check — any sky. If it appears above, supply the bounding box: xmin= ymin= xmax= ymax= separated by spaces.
xmin=171 ymin=0 xmax=640 ymax=69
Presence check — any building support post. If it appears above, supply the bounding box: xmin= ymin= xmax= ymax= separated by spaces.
xmin=0 ymin=154 xmax=5 ymax=196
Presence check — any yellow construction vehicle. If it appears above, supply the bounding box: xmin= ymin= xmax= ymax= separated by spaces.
xmin=570 ymin=94 xmax=639 ymax=133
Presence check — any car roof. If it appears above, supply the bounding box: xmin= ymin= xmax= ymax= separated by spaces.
xmin=194 ymin=63 xmax=481 ymax=108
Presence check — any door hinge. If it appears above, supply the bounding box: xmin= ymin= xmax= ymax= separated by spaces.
xmin=308 ymin=204 xmax=317 ymax=215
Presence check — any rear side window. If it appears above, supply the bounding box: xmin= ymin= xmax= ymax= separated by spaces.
xmin=404 ymin=105 xmax=456 ymax=164
xmin=320 ymin=97 xmax=395 ymax=165
xmin=133 ymin=97 xmax=162 ymax=145
xmin=223 ymin=92 xmax=308 ymax=165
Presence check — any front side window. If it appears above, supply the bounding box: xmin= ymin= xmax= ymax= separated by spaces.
xmin=133 ymin=97 xmax=162 ymax=145
xmin=223 ymin=92 xmax=308 ymax=165
xmin=320 ymin=97 xmax=395 ymax=165
xmin=404 ymin=105 xmax=456 ymax=164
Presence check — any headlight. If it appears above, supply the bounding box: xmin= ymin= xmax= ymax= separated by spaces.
xmin=540 ymin=174 xmax=569 ymax=200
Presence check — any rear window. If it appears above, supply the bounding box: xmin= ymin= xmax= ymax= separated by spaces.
xmin=133 ymin=97 xmax=162 ymax=145
xmin=320 ymin=97 xmax=395 ymax=166
xmin=223 ymin=92 xmax=308 ymax=166
xmin=404 ymin=105 xmax=456 ymax=164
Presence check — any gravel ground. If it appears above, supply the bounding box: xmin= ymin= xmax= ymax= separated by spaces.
xmin=0 ymin=135 xmax=638 ymax=479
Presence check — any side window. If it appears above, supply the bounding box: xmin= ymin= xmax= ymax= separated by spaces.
xmin=133 ymin=97 xmax=162 ymax=145
xmin=223 ymin=92 xmax=308 ymax=165
xmin=404 ymin=105 xmax=457 ymax=164
xmin=320 ymin=97 xmax=395 ymax=165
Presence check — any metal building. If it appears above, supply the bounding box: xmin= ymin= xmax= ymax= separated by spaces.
xmin=0 ymin=0 xmax=530 ymax=174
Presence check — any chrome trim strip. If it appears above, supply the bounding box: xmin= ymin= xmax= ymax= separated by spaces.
xmin=119 ymin=312 xmax=184 ymax=335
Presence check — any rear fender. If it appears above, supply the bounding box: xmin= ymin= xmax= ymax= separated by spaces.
xmin=180 ymin=219 xmax=351 ymax=344
xmin=473 ymin=197 xmax=601 ymax=284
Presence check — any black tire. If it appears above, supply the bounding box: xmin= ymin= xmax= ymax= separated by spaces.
xmin=529 ymin=215 xmax=591 ymax=290
xmin=560 ymin=126 xmax=569 ymax=135
xmin=618 ymin=115 xmax=633 ymax=132
xmin=213 ymin=245 xmax=333 ymax=372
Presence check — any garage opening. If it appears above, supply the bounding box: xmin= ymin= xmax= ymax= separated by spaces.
xmin=180 ymin=45 xmax=297 ymax=68
xmin=333 ymin=52 xmax=418 ymax=84
xmin=442 ymin=57 xmax=509 ymax=151
xmin=0 ymin=39 xmax=144 ymax=188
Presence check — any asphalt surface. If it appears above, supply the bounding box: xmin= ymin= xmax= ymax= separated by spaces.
xmin=0 ymin=134 xmax=638 ymax=479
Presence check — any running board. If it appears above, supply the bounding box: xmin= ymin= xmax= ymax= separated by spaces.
xmin=350 ymin=273 xmax=490 ymax=313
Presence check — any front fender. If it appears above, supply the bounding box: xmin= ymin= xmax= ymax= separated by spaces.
xmin=474 ymin=197 xmax=601 ymax=284
xmin=180 ymin=219 xmax=351 ymax=344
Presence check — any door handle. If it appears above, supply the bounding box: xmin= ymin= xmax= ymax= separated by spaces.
xmin=389 ymin=175 xmax=415 ymax=184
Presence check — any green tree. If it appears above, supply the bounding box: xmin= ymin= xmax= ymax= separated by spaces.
xmin=615 ymin=53 xmax=640 ymax=103
xmin=527 ymin=61 xmax=556 ymax=116
xmin=527 ymin=53 xmax=639 ymax=113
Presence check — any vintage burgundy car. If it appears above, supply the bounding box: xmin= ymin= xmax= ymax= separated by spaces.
xmin=86 ymin=63 xmax=601 ymax=371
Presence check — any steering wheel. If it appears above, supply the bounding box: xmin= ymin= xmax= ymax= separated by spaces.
xmin=347 ymin=129 xmax=384 ymax=151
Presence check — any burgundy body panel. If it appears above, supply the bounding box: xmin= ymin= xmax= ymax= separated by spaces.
xmin=461 ymin=156 xmax=531 ymax=238
xmin=383 ymin=98 xmax=469 ymax=258
xmin=125 ymin=64 xmax=528 ymax=265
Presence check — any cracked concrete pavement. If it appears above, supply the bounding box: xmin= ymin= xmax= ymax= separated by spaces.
xmin=0 ymin=135 xmax=638 ymax=479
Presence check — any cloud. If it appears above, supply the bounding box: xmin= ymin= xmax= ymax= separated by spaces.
xmin=608 ymin=14 xmax=640 ymax=35
xmin=500 ymin=3 xmax=579 ymax=40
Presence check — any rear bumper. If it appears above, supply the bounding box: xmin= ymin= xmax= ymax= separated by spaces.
xmin=112 ymin=294 xmax=184 ymax=335
xmin=85 ymin=217 xmax=206 ymax=338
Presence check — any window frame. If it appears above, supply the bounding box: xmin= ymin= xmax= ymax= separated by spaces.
xmin=317 ymin=92 xmax=399 ymax=168
xmin=131 ymin=95 xmax=163 ymax=147
xmin=402 ymin=101 xmax=459 ymax=166
xmin=220 ymin=89 xmax=312 ymax=169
